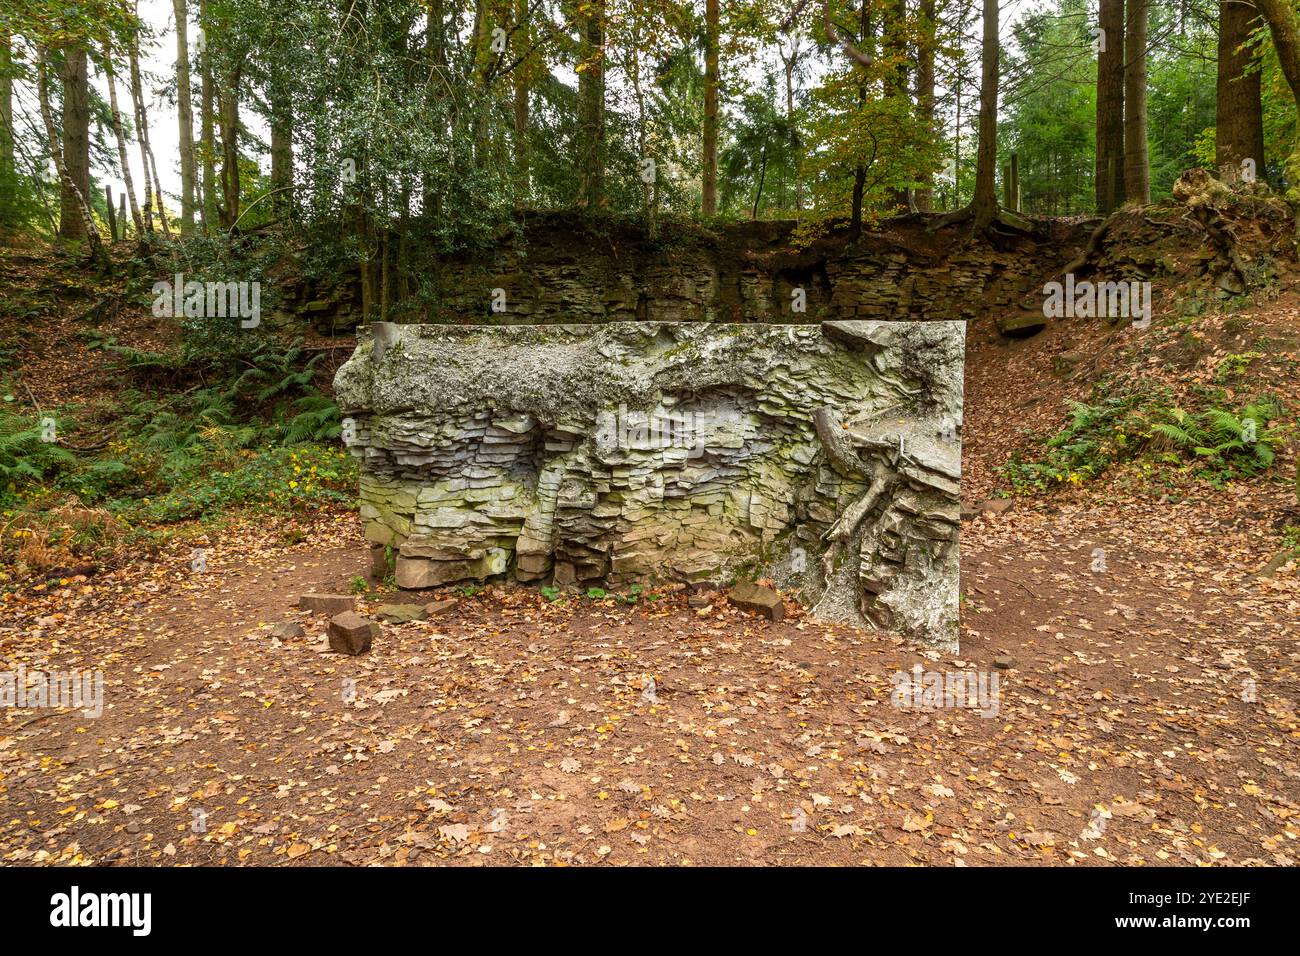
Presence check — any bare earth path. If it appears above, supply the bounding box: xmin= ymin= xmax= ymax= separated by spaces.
xmin=3 ymin=290 xmax=1298 ymax=866
xmin=1 ymin=486 xmax=1296 ymax=866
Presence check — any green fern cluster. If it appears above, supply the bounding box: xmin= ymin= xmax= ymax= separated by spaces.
xmin=1150 ymin=398 xmax=1284 ymax=472
xmin=1002 ymin=387 xmax=1291 ymax=493
xmin=0 ymin=411 xmax=76 ymax=491
xmin=3 ymin=332 xmax=346 ymax=518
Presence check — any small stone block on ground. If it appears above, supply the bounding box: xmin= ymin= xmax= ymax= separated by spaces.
xmin=268 ymin=622 xmax=305 ymax=640
xmin=997 ymin=313 xmax=1047 ymax=338
xmin=299 ymin=593 xmax=356 ymax=614
xmin=328 ymin=612 xmax=379 ymax=655
xmin=727 ymin=581 xmax=784 ymax=621
xmin=422 ymin=599 xmax=457 ymax=618
xmin=375 ymin=603 xmax=426 ymax=624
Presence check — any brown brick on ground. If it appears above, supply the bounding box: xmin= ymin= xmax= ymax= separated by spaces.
xmin=727 ymin=580 xmax=784 ymax=621
xmin=328 ymin=612 xmax=378 ymax=655
xmin=299 ymin=593 xmax=355 ymax=614
xmin=422 ymin=599 xmax=457 ymax=617
xmin=376 ymin=604 xmax=426 ymax=624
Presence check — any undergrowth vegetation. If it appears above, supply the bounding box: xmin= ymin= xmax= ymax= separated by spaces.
xmin=1002 ymin=378 xmax=1293 ymax=494
xmin=0 ymin=288 xmax=355 ymax=579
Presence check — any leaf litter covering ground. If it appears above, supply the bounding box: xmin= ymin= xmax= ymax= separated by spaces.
xmin=0 ymin=490 xmax=1296 ymax=867
xmin=2 ymin=274 xmax=1299 ymax=866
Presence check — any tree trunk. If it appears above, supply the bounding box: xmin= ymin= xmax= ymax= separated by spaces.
xmin=219 ymin=64 xmax=242 ymax=228
xmin=270 ymin=86 xmax=292 ymax=222
xmin=174 ymin=0 xmax=197 ymax=234
xmin=850 ymin=0 xmax=873 ymax=237
xmin=1217 ymin=1 xmax=1267 ymax=180
xmin=751 ymin=144 xmax=768 ymax=219
xmin=512 ymin=0 xmax=530 ymax=204
xmin=1255 ymin=0 xmax=1300 ymax=201
xmin=914 ymin=0 xmax=936 ymax=211
xmin=577 ymin=0 xmax=605 ymax=209
xmin=36 ymin=47 xmax=106 ymax=268
xmin=127 ymin=36 xmax=164 ymax=235
xmin=468 ymin=0 xmax=489 ymax=167
xmin=629 ymin=19 xmax=655 ymax=236
xmin=778 ymin=36 xmax=802 ymax=213
xmin=970 ymin=0 xmax=1000 ymax=231
xmin=105 ymin=184 xmax=118 ymax=241
xmin=199 ymin=0 xmax=218 ymax=230
xmin=58 ymin=45 xmax=91 ymax=239
xmin=0 ymin=33 xmax=14 ymax=226
xmin=1124 ymin=0 xmax=1150 ymax=203
xmin=701 ymin=0 xmax=719 ymax=216
xmin=423 ymin=0 xmax=448 ymax=217
xmin=882 ymin=0 xmax=909 ymax=210
xmin=101 ymin=38 xmax=144 ymax=235
xmin=1095 ymin=0 xmax=1126 ymax=212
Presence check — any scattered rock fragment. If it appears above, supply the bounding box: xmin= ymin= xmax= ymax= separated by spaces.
xmin=268 ymin=622 xmax=305 ymax=640
xmin=687 ymin=594 xmax=711 ymax=609
xmin=1251 ymin=549 xmax=1297 ymax=580
xmin=994 ymin=655 xmax=1015 ymax=670
xmin=299 ymin=593 xmax=355 ymax=614
xmin=375 ymin=603 xmax=426 ymax=624
xmin=997 ymin=313 xmax=1047 ymax=338
xmin=1051 ymin=350 xmax=1085 ymax=377
xmin=727 ymin=580 xmax=784 ymax=621
xmin=421 ymin=599 xmax=457 ymax=618
xmin=328 ymin=612 xmax=379 ymax=655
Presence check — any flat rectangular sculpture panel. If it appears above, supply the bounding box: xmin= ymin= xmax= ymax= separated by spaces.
xmin=334 ymin=321 xmax=965 ymax=649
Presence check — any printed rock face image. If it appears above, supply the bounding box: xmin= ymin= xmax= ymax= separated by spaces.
xmin=335 ymin=320 xmax=964 ymax=649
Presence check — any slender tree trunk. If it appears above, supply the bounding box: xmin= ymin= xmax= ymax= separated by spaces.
xmin=219 ymin=63 xmax=242 ymax=228
xmin=915 ymin=0 xmax=936 ymax=211
xmin=577 ymin=0 xmax=605 ymax=209
xmin=127 ymin=36 xmax=158 ymax=233
xmin=270 ymin=83 xmax=292 ymax=222
xmin=174 ymin=0 xmax=197 ymax=234
xmin=105 ymin=184 xmax=118 ymax=241
xmin=512 ymin=0 xmax=530 ymax=204
xmin=0 ymin=34 xmax=14 ymax=226
xmin=36 ymin=47 xmax=106 ymax=267
xmin=423 ymin=0 xmax=448 ymax=216
xmin=778 ymin=37 xmax=802 ymax=213
xmin=850 ymin=0 xmax=872 ymax=236
xmin=1255 ymin=0 xmax=1300 ymax=201
xmin=1217 ymin=0 xmax=1267 ymax=180
xmin=882 ymin=0 xmax=909 ymax=210
xmin=1095 ymin=0 xmax=1126 ymax=212
xmin=198 ymin=0 xmax=218 ymax=230
xmin=701 ymin=0 xmax=719 ymax=216
xmin=58 ymin=45 xmax=91 ymax=239
xmin=101 ymin=38 xmax=144 ymax=234
xmin=145 ymin=111 xmax=170 ymax=237
xmin=751 ymin=144 xmax=767 ymax=219
xmin=1124 ymin=0 xmax=1150 ymax=203
xmin=629 ymin=24 xmax=655 ymax=236
xmin=952 ymin=0 xmax=967 ymax=210
xmin=970 ymin=0 xmax=1000 ymax=231
xmin=468 ymin=0 xmax=489 ymax=167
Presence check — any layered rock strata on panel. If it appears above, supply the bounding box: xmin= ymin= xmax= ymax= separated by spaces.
xmin=334 ymin=321 xmax=964 ymax=648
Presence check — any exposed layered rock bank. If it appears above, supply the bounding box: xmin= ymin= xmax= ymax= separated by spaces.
xmin=335 ymin=320 xmax=964 ymax=648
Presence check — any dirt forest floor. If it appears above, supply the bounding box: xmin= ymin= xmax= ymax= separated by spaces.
xmin=2 ymin=315 xmax=1299 ymax=867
